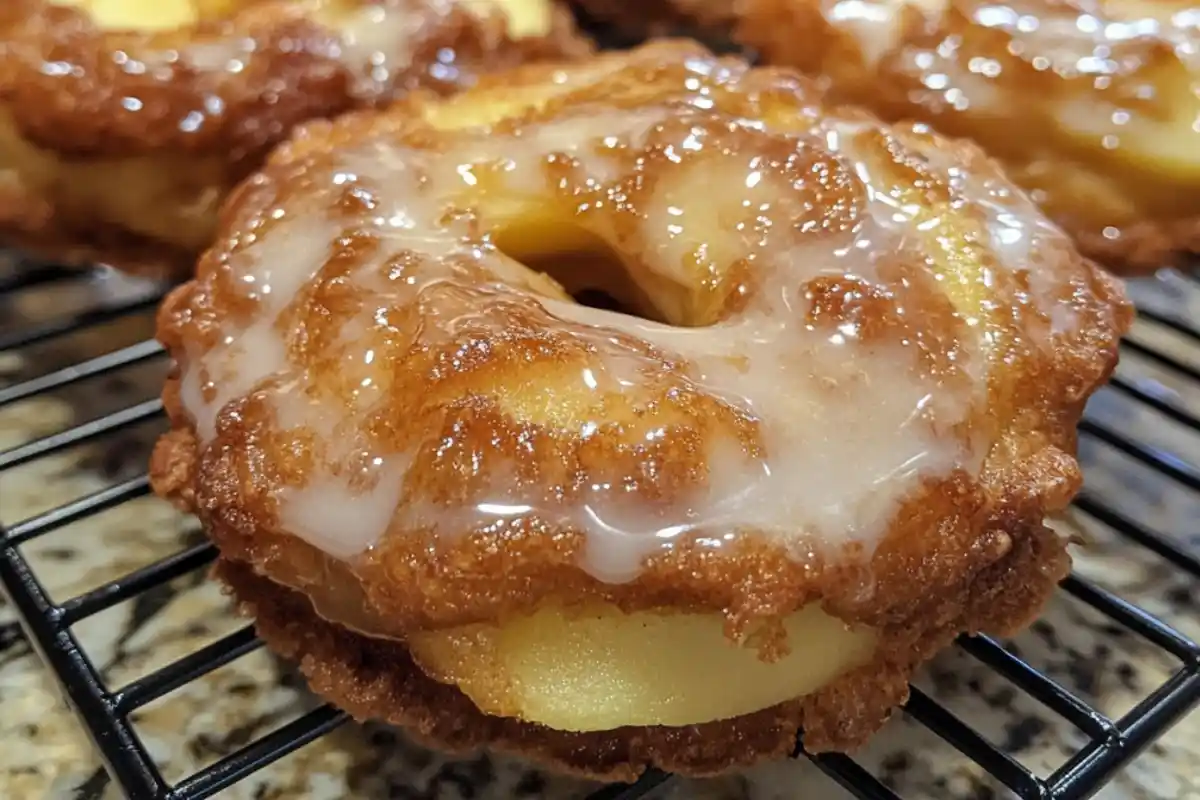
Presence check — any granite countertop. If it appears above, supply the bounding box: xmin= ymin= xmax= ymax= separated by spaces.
xmin=0 ymin=267 xmax=1197 ymax=800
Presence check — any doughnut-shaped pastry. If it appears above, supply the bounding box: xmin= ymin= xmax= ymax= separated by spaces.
xmin=575 ymin=0 xmax=1200 ymax=273
xmin=151 ymin=41 xmax=1131 ymax=779
xmin=0 ymin=0 xmax=587 ymax=277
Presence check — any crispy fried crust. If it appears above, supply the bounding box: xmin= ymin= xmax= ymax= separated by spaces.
xmin=215 ymin=508 xmax=1069 ymax=781
xmin=0 ymin=0 xmax=590 ymax=275
xmin=150 ymin=42 xmax=1131 ymax=774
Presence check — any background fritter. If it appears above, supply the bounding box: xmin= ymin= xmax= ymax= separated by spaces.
xmin=0 ymin=0 xmax=589 ymax=277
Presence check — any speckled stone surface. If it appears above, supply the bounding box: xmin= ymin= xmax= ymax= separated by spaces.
xmin=0 ymin=265 xmax=1197 ymax=800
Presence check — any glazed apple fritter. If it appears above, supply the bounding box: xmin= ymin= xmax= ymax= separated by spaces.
xmin=574 ymin=0 xmax=1200 ymax=272
xmin=151 ymin=41 xmax=1130 ymax=780
xmin=0 ymin=0 xmax=588 ymax=277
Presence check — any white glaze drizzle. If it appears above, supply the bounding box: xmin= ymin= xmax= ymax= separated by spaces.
xmin=178 ymin=53 xmax=1080 ymax=582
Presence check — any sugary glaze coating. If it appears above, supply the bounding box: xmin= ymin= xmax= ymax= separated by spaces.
xmin=0 ymin=0 xmax=588 ymax=277
xmin=578 ymin=0 xmax=1200 ymax=272
xmin=151 ymin=41 xmax=1131 ymax=777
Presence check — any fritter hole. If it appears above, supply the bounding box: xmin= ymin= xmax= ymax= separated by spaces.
xmin=500 ymin=228 xmax=672 ymax=324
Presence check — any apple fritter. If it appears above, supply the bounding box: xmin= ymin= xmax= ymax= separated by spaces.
xmin=0 ymin=0 xmax=589 ymax=277
xmin=151 ymin=41 xmax=1130 ymax=779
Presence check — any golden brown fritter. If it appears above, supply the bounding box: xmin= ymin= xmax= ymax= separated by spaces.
xmin=151 ymin=40 xmax=1130 ymax=778
xmin=0 ymin=0 xmax=589 ymax=277
xmin=575 ymin=0 xmax=1200 ymax=273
